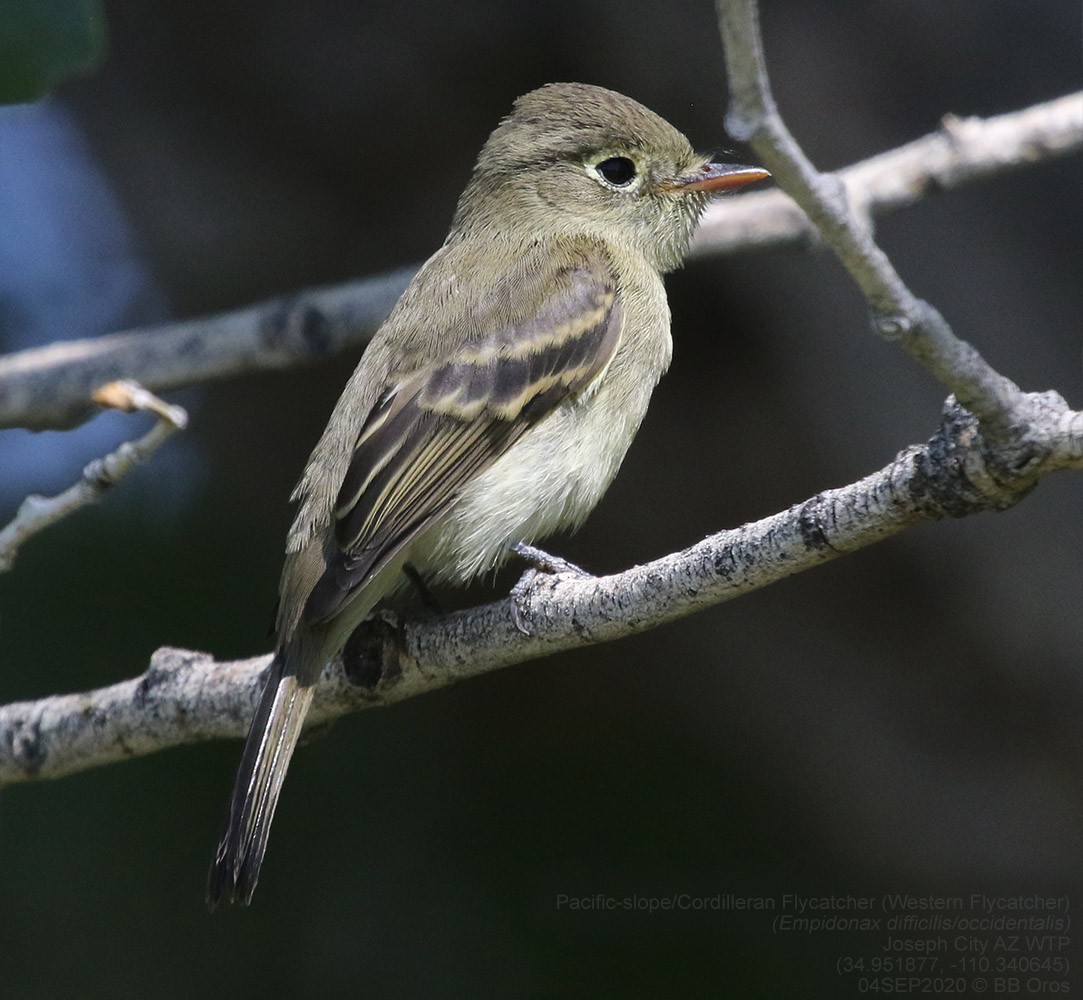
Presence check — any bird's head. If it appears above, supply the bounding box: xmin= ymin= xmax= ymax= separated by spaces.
xmin=452 ymin=82 xmax=769 ymax=271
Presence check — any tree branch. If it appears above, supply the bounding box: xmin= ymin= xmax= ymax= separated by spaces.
xmin=693 ymin=91 xmax=1083 ymax=254
xmin=0 ymin=266 xmax=416 ymax=431
xmin=0 ymin=381 xmax=187 ymax=572
xmin=0 ymin=92 xmax=1078 ymax=432
xmin=3 ymin=394 xmax=1078 ymax=786
xmin=714 ymin=0 xmax=1065 ymax=439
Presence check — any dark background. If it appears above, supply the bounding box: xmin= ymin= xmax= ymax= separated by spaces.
xmin=1 ymin=2 xmax=1080 ymax=996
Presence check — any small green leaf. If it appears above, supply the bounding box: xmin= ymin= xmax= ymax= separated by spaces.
xmin=0 ymin=0 xmax=108 ymax=104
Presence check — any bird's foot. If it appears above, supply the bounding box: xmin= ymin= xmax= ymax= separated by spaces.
xmin=509 ymin=541 xmax=591 ymax=578
xmin=508 ymin=542 xmax=593 ymax=636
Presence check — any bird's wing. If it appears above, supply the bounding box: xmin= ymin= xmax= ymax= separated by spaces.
xmin=301 ymin=241 xmax=623 ymax=625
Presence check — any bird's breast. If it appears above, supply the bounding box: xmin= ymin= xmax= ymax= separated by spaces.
xmin=417 ymin=269 xmax=673 ymax=585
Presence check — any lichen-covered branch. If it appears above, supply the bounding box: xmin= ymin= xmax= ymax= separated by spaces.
xmin=2 ymin=395 xmax=1079 ymax=787
xmin=1 ymin=92 xmax=1078 ymax=432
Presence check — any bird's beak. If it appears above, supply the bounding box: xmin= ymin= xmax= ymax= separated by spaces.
xmin=658 ymin=162 xmax=770 ymax=194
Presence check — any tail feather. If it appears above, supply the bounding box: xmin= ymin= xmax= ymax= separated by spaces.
xmin=207 ymin=654 xmax=315 ymax=907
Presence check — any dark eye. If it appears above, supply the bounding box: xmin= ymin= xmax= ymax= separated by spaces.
xmin=595 ymin=156 xmax=637 ymax=187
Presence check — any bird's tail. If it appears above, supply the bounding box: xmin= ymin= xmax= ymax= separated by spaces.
xmin=207 ymin=651 xmax=315 ymax=907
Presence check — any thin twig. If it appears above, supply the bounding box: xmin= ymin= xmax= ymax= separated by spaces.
xmin=693 ymin=91 xmax=1083 ymax=254
xmin=714 ymin=0 xmax=1038 ymax=435
xmin=0 ymin=381 xmax=187 ymax=573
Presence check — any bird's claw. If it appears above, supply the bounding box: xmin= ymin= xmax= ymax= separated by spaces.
xmin=509 ymin=568 xmax=539 ymax=636
xmin=509 ymin=541 xmax=591 ymax=578
xmin=507 ymin=542 xmax=593 ymax=635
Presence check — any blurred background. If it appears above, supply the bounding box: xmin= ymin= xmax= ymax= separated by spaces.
xmin=0 ymin=1 xmax=1079 ymax=996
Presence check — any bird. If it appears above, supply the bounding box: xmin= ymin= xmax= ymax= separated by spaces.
xmin=207 ymin=81 xmax=768 ymax=906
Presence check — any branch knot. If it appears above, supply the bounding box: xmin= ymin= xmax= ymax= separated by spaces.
xmin=909 ymin=400 xmax=1048 ymax=518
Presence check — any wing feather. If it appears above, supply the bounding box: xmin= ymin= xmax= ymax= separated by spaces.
xmin=302 ymin=242 xmax=623 ymax=626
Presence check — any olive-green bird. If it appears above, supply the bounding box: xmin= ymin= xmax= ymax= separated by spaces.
xmin=208 ymin=82 xmax=768 ymax=906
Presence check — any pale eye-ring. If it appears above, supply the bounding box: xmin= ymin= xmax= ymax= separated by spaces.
xmin=589 ymin=155 xmax=639 ymax=189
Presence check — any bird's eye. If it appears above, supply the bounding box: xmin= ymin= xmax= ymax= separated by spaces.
xmin=594 ymin=156 xmax=637 ymax=187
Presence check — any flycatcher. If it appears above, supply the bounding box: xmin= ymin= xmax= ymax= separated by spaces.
xmin=208 ymin=82 xmax=768 ymax=906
